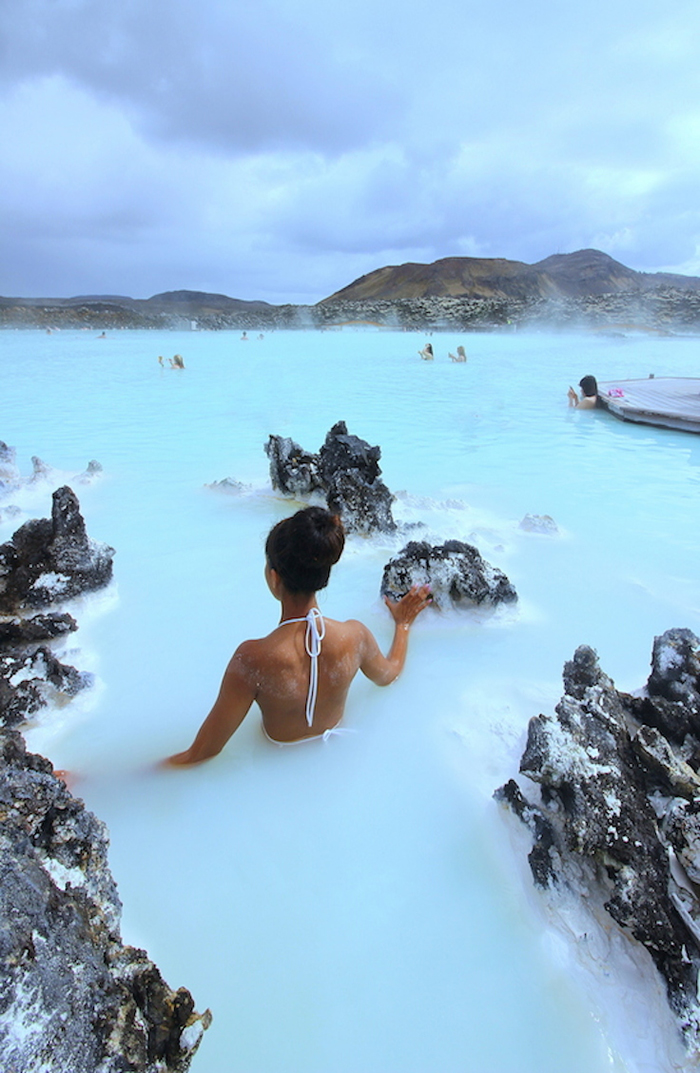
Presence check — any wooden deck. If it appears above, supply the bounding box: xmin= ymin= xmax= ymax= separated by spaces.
xmin=597 ymin=377 xmax=700 ymax=434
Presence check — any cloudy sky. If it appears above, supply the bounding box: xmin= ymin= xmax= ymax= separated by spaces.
xmin=2 ymin=0 xmax=700 ymax=303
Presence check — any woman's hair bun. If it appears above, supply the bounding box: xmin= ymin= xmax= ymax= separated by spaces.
xmin=266 ymin=507 xmax=345 ymax=593
xmin=306 ymin=507 xmax=344 ymax=566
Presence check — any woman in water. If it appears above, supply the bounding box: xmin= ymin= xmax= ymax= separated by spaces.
xmin=568 ymin=374 xmax=599 ymax=409
xmin=165 ymin=507 xmax=431 ymax=765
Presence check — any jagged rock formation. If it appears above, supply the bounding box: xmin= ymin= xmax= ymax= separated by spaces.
xmin=0 ymin=485 xmax=114 ymax=614
xmin=264 ymin=436 xmax=324 ymax=498
xmin=265 ymin=422 xmax=396 ymax=534
xmin=495 ymin=629 xmax=700 ymax=1049
xmin=0 ymin=611 xmax=77 ymax=647
xmin=320 ymin=423 xmax=396 ymax=534
xmin=0 ymin=487 xmax=112 ymax=729
xmin=1 ymin=643 xmax=87 ymax=727
xmin=381 ymin=540 xmax=517 ymax=610
xmin=0 ymin=729 xmax=211 ymax=1071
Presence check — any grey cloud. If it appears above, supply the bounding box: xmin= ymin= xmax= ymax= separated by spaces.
xmin=0 ymin=0 xmax=403 ymax=153
xmin=4 ymin=0 xmax=700 ymax=300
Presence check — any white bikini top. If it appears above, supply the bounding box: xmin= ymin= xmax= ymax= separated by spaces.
xmin=278 ymin=608 xmax=326 ymax=727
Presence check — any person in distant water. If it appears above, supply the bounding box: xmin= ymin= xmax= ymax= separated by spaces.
xmin=163 ymin=506 xmax=431 ymax=765
xmin=258 ymin=333 xmax=264 ymax=340
xmin=98 ymin=332 xmax=107 ymax=339
xmin=241 ymin=331 xmax=248 ymax=341
xmin=449 ymin=345 xmax=467 ymax=363
xmin=170 ymin=354 xmax=185 ymax=369
xmin=419 ymin=342 xmax=434 ymax=361
xmin=568 ymin=375 xmax=599 ymax=409
xmin=158 ymin=355 xmax=164 ymax=367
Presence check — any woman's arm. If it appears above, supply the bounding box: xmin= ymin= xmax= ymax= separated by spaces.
xmin=163 ymin=646 xmax=257 ymax=767
xmin=359 ymin=584 xmax=432 ymax=687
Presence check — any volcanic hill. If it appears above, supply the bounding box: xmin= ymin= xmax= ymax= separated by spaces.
xmin=320 ymin=249 xmax=700 ymax=303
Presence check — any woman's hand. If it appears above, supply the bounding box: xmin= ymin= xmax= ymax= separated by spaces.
xmin=384 ymin=583 xmax=432 ymax=627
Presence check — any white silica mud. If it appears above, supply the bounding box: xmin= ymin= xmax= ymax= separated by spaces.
xmin=3 ymin=325 xmax=700 ymax=1072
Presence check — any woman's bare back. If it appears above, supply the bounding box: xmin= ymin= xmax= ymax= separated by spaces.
xmin=237 ymin=617 xmax=366 ymax=742
xmin=164 ymin=584 xmax=431 ymax=767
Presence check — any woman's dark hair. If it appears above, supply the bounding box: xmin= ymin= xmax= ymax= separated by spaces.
xmin=266 ymin=507 xmax=345 ymax=593
xmin=579 ymin=375 xmax=598 ymax=397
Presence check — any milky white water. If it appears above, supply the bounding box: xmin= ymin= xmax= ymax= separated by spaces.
xmin=3 ymin=327 xmax=700 ymax=1072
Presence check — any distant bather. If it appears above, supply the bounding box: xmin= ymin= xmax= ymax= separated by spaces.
xmin=568 ymin=375 xmax=598 ymax=409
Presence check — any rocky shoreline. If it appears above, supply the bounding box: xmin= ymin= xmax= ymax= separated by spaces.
xmin=0 ymin=478 xmax=210 ymax=1072
xmin=0 ymin=729 xmax=211 ymax=1072
xmin=4 ymin=287 xmax=700 ymax=332
xmin=496 ymin=630 xmax=700 ymax=1054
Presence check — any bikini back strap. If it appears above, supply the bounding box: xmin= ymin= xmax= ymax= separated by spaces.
xmin=278 ymin=608 xmax=326 ymax=727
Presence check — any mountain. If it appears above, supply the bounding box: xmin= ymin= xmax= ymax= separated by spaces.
xmin=142 ymin=290 xmax=272 ymax=312
xmin=0 ymin=290 xmax=272 ymax=313
xmin=320 ymin=249 xmax=700 ymax=303
xmin=0 ymin=289 xmax=278 ymax=330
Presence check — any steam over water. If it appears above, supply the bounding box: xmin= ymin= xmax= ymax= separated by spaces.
xmin=3 ymin=327 xmax=700 ymax=1072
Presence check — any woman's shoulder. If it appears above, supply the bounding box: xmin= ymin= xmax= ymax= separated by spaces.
xmin=327 ymin=616 xmax=367 ymax=634
xmin=329 ymin=618 xmax=374 ymax=652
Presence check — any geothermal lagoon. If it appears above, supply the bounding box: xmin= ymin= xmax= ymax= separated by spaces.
xmin=3 ymin=326 xmax=700 ymax=1072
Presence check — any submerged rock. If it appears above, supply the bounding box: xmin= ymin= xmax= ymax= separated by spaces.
xmin=0 ymin=441 xmax=20 ymax=492
xmin=0 ymin=485 xmax=114 ymax=614
xmin=0 ymin=504 xmax=22 ymax=524
xmin=381 ymin=539 xmax=517 ymax=610
xmin=0 ymin=444 xmax=103 ymax=496
xmin=264 ymin=421 xmax=396 ymax=533
xmin=29 ymin=455 xmax=53 ymax=483
xmin=74 ymin=459 xmax=103 ymax=484
xmin=0 ymin=729 xmax=211 ymax=1071
xmin=495 ymin=629 xmax=700 ymax=1050
xmin=205 ymin=476 xmax=251 ymax=495
xmin=518 ymin=513 xmax=558 ymax=535
xmin=0 ymin=645 xmax=89 ymax=727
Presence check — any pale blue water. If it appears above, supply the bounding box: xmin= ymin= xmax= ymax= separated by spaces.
xmin=2 ymin=327 xmax=699 ymax=1072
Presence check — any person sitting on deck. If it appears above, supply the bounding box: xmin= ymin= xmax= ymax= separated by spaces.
xmin=568 ymin=374 xmax=599 ymax=409
xmin=163 ymin=507 xmax=432 ymax=765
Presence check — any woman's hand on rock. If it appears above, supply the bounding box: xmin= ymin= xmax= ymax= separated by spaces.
xmin=384 ymin=584 xmax=432 ymax=626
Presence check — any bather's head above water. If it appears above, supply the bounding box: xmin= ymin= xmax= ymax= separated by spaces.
xmin=579 ymin=375 xmax=598 ymax=398
xmin=265 ymin=506 xmax=345 ymax=595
